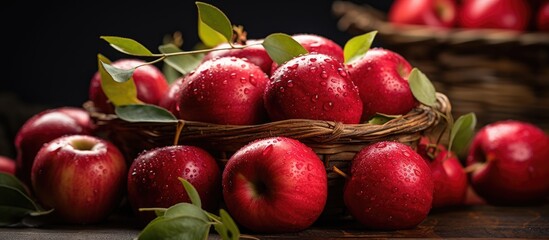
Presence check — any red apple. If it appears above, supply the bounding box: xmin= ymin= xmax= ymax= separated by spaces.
xmin=343 ymin=141 xmax=434 ymax=230
xmin=31 ymin=134 xmax=127 ymax=224
xmin=177 ymin=56 xmax=269 ymax=125
xmin=127 ymin=145 xmax=221 ymax=225
xmin=346 ymin=48 xmax=418 ymax=121
xmin=537 ymin=0 xmax=549 ymax=31
xmin=466 ymin=120 xmax=549 ymax=205
xmin=264 ymin=53 xmax=363 ymax=124
xmin=201 ymin=39 xmax=273 ymax=75
xmin=222 ymin=137 xmax=328 ymax=233
xmin=417 ymin=140 xmax=468 ymax=208
xmin=15 ymin=107 xmax=95 ymax=187
xmin=0 ymin=156 xmax=16 ymax=175
xmin=158 ymin=76 xmax=185 ymax=117
xmin=388 ymin=0 xmax=458 ymax=28
xmin=88 ymin=58 xmax=169 ymax=114
xmin=457 ymin=0 xmax=532 ymax=31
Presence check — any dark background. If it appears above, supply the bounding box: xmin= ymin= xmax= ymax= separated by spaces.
xmin=0 ymin=1 xmax=392 ymax=158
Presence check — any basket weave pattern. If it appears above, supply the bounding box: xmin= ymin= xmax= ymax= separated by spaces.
xmin=85 ymin=93 xmax=450 ymax=217
xmin=332 ymin=1 xmax=549 ymax=132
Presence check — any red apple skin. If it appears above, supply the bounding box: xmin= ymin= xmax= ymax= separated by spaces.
xmin=222 ymin=137 xmax=328 ymax=233
xmin=466 ymin=120 xmax=549 ymax=205
xmin=0 ymin=156 xmax=16 ymax=175
xmin=346 ymin=48 xmax=418 ymax=121
xmin=31 ymin=135 xmax=127 ymax=224
xmin=177 ymin=56 xmax=269 ymax=125
xmin=417 ymin=142 xmax=468 ymax=208
xmin=88 ymin=58 xmax=169 ymax=114
xmin=15 ymin=107 xmax=95 ymax=188
xmin=201 ymin=39 xmax=273 ymax=75
xmin=537 ymin=0 xmax=549 ymax=31
xmin=265 ymin=53 xmax=363 ymax=124
xmin=457 ymin=0 xmax=532 ymax=31
xmin=127 ymin=145 xmax=221 ymax=225
xmin=158 ymin=76 xmax=185 ymax=117
xmin=344 ymin=141 xmax=434 ymax=230
xmin=388 ymin=0 xmax=458 ymax=28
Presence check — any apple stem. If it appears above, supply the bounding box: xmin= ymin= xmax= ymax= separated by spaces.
xmin=173 ymin=120 xmax=185 ymax=146
xmin=332 ymin=166 xmax=348 ymax=179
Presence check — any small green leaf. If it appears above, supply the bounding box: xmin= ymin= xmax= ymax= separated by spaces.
xmin=367 ymin=113 xmax=401 ymax=125
xmin=115 ymin=104 xmax=177 ymax=123
xmin=218 ymin=209 xmax=240 ymax=240
xmin=178 ymin=177 xmax=202 ymax=208
xmin=262 ymin=33 xmax=308 ymax=65
xmin=163 ymin=203 xmax=208 ymax=222
xmin=98 ymin=55 xmax=142 ymax=106
xmin=449 ymin=113 xmax=477 ymax=155
xmin=101 ymin=61 xmax=135 ymax=83
xmin=344 ymin=30 xmax=377 ymax=64
xmin=100 ymin=36 xmax=154 ymax=56
xmin=196 ymin=1 xmax=232 ymax=47
xmin=409 ymin=68 xmax=437 ymax=107
xmin=0 ymin=173 xmax=29 ymax=195
xmin=138 ymin=216 xmax=210 ymax=240
xmin=0 ymin=186 xmax=39 ymax=211
xmin=159 ymin=43 xmax=202 ymax=76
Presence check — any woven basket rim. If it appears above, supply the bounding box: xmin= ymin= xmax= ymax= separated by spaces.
xmin=84 ymin=93 xmax=450 ymax=147
xmin=332 ymin=1 xmax=549 ymax=46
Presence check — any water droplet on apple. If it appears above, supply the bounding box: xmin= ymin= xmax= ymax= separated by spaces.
xmin=288 ymin=63 xmax=299 ymax=70
xmin=243 ymin=88 xmax=250 ymax=94
xmin=296 ymin=162 xmax=304 ymax=170
xmin=262 ymin=145 xmax=273 ymax=156
xmin=279 ymin=87 xmax=285 ymax=93
xmin=287 ymin=80 xmax=294 ymax=88
xmin=249 ymin=74 xmax=257 ymax=86
xmin=376 ymin=142 xmax=387 ymax=148
xmin=337 ymin=68 xmax=347 ymax=77
xmin=310 ymin=66 xmax=318 ymax=73
xmin=323 ymin=101 xmax=334 ymax=111
xmin=311 ymin=94 xmax=319 ymax=103
xmin=230 ymin=72 xmax=237 ymax=78
xmin=222 ymin=80 xmax=228 ymax=85
xmin=402 ymin=150 xmax=411 ymax=157
xmin=240 ymin=77 xmax=247 ymax=84
xmin=320 ymin=71 xmax=328 ymax=79
xmin=310 ymin=57 xmax=317 ymax=62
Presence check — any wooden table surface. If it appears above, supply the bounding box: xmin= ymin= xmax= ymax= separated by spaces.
xmin=1 ymin=202 xmax=548 ymax=239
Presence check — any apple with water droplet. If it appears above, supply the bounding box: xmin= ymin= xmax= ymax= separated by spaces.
xmin=264 ymin=53 xmax=363 ymax=124
xmin=466 ymin=120 xmax=549 ymax=205
xmin=346 ymin=48 xmax=418 ymax=121
xmin=201 ymin=39 xmax=273 ymax=76
xmin=177 ymin=56 xmax=269 ymax=125
xmin=457 ymin=0 xmax=532 ymax=31
xmin=158 ymin=76 xmax=185 ymax=117
xmin=222 ymin=136 xmax=328 ymax=233
xmin=31 ymin=134 xmax=127 ymax=224
xmin=15 ymin=107 xmax=95 ymax=188
xmin=343 ymin=141 xmax=433 ymax=230
xmin=126 ymin=145 xmax=221 ymax=225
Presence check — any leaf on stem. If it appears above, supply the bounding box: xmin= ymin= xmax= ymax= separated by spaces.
xmin=158 ymin=43 xmax=202 ymax=76
xmin=98 ymin=54 xmax=142 ymax=106
xmin=344 ymin=30 xmax=377 ymax=64
xmin=449 ymin=113 xmax=477 ymax=155
xmin=115 ymin=104 xmax=177 ymax=123
xmin=409 ymin=68 xmax=437 ymax=107
xmin=196 ymin=1 xmax=232 ymax=47
xmin=100 ymin=36 xmax=153 ymax=56
xmin=262 ymin=33 xmax=308 ymax=65
xmin=178 ymin=177 xmax=202 ymax=208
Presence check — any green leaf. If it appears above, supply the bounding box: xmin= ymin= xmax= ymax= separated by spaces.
xmin=367 ymin=113 xmax=401 ymax=125
xmin=344 ymin=30 xmax=377 ymax=64
xmin=100 ymin=36 xmax=154 ymax=56
xmin=115 ymin=104 xmax=177 ymax=123
xmin=138 ymin=216 xmax=210 ymax=240
xmin=159 ymin=43 xmax=202 ymax=76
xmin=218 ymin=209 xmax=240 ymax=240
xmin=0 ymin=185 xmax=39 ymax=211
xmin=0 ymin=172 xmax=29 ymax=195
xmin=262 ymin=33 xmax=308 ymax=65
xmin=163 ymin=203 xmax=208 ymax=222
xmin=409 ymin=68 xmax=437 ymax=107
xmin=98 ymin=54 xmax=142 ymax=106
xmin=196 ymin=1 xmax=232 ymax=47
xmin=101 ymin=61 xmax=135 ymax=83
xmin=178 ymin=177 xmax=201 ymax=208
xmin=449 ymin=113 xmax=477 ymax=155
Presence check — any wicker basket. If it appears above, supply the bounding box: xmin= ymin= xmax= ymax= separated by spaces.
xmin=332 ymin=1 xmax=549 ymax=133
xmin=84 ymin=92 xmax=450 ymax=219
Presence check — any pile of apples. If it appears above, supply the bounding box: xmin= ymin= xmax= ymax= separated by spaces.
xmin=388 ymin=0 xmax=549 ymax=32
xmin=2 ymin=1 xmax=548 ymax=237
